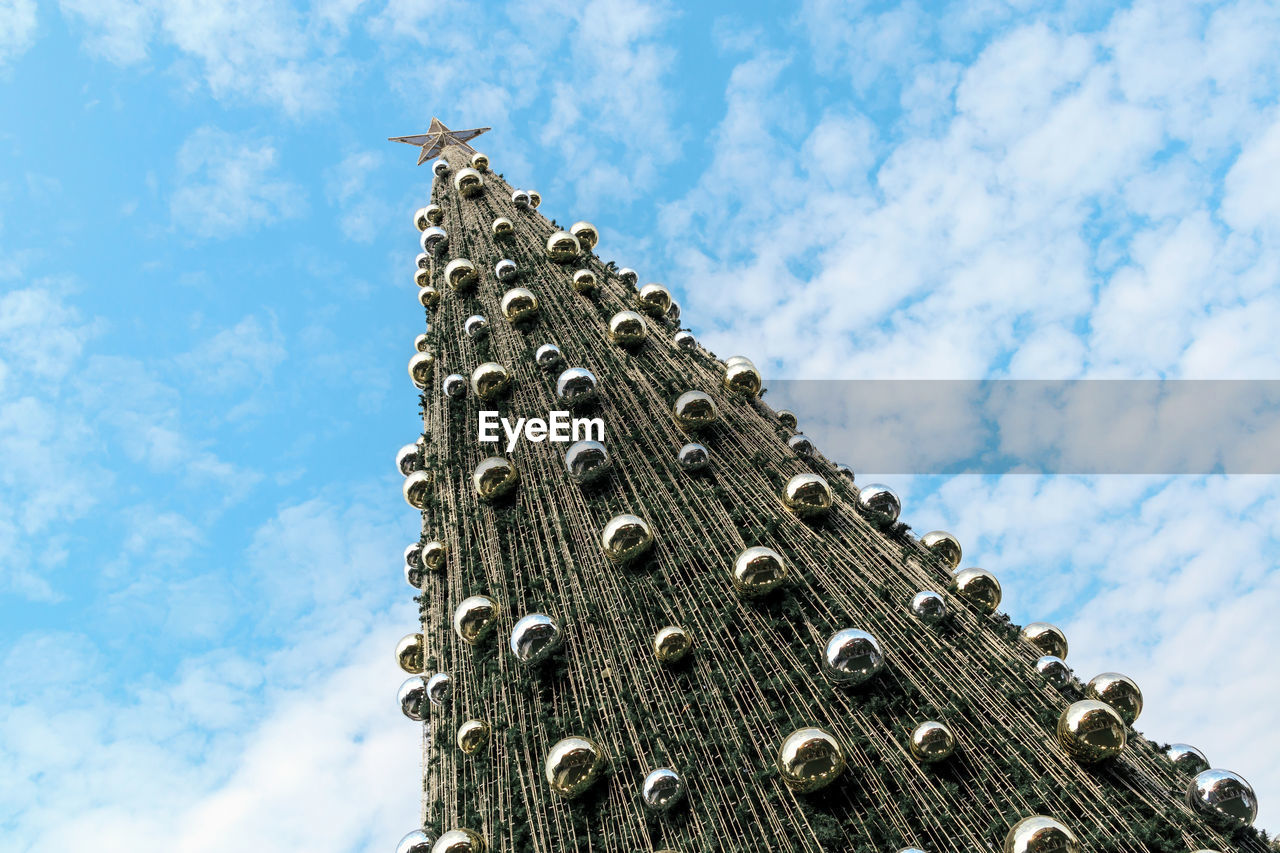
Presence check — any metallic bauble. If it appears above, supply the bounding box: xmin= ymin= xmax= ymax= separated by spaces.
xmin=473 ymin=456 xmax=519 ymax=501
xmin=464 ymin=314 xmax=489 ymax=339
xmin=405 ymin=542 xmax=427 ymax=588
xmin=1167 ymin=743 xmax=1210 ymax=776
xmin=641 ymin=767 xmax=685 ymax=813
xmin=571 ymin=269 xmax=598 ymax=293
xmin=421 ymin=539 xmax=447 ymax=572
xmin=397 ymin=442 xmax=424 ymax=476
xmin=782 ymin=473 xmax=833 ymax=518
xmin=654 ymin=625 xmax=692 ymax=664
xmin=569 ymin=221 xmax=599 ymax=251
xmin=910 ymin=590 xmax=947 ymax=624
xmin=396 ymin=632 xmax=426 ymax=674
xmin=1021 ymin=622 xmax=1068 ymax=659
xmin=1186 ymin=768 xmax=1257 ymax=825
xmin=787 ymin=434 xmax=815 ymax=456
xmin=823 ymin=628 xmax=884 ymax=685
xmin=601 ymin=513 xmax=654 ymax=563
xmin=565 ymin=440 xmax=611 ymax=484
xmin=950 ymin=568 xmax=1001 ymax=613
xmin=453 ymin=595 xmax=501 ymax=645
xmin=414 ymin=267 xmax=431 ymax=288
xmin=1002 ymin=816 xmax=1080 ymax=853
xmin=723 ymin=360 xmax=762 ymax=397
xmin=491 ymin=217 xmax=513 ymax=239
xmin=667 ymin=301 xmax=681 ymax=324
xmin=909 ymin=720 xmax=955 ymax=763
xmin=777 ymin=727 xmax=845 ymax=793
xmin=420 ymin=225 xmax=448 ymax=255
xmin=397 ymin=675 xmax=428 ymax=721
xmin=732 ymin=545 xmax=788 ymax=599
xmin=673 ymin=331 xmax=696 ymax=351
xmin=414 ymin=333 xmax=430 ymax=352
xmin=777 ymin=410 xmax=798 ymax=430
xmin=836 ymin=463 xmax=854 ymax=479
xmin=470 ymin=152 xmax=489 ymax=172
xmin=672 ymin=390 xmax=718 ymax=430
xmin=443 ymin=258 xmax=478 ymax=291
xmin=676 ymin=442 xmax=709 ymax=473
xmin=545 ymin=736 xmax=608 ymax=799
xmin=414 ymin=205 xmax=441 ymax=230
xmin=500 ymin=287 xmax=540 ymax=323
xmin=432 ymin=158 xmax=450 ymax=177
xmin=555 ymin=367 xmax=598 ymax=407
xmin=457 ymin=719 xmax=490 ymax=754
xmin=416 ymin=252 xmax=431 ymax=270
xmin=453 ymin=167 xmax=483 ymax=198
xmin=534 ymin=343 xmax=564 ymax=370
xmin=921 ymin=530 xmax=962 ymax=569
xmin=494 ymin=258 xmax=517 ymax=282
xmin=545 ymin=230 xmax=581 ymax=262
xmin=432 ymin=829 xmax=485 ymax=853
xmin=617 ymin=267 xmax=638 ymax=287
xmin=403 ymin=470 xmax=433 ymax=509
xmin=1035 ymin=655 xmax=1072 ymax=687
xmin=609 ymin=310 xmax=647 ymax=347
xmin=442 ymin=373 xmax=467 ymax=398
xmin=397 ymin=829 xmax=433 ymax=853
xmin=1056 ymin=700 xmax=1126 ymax=762
xmin=857 ymin=484 xmax=901 ymax=525
xmin=511 ymin=189 xmax=530 ymax=209
xmin=426 ymin=671 xmax=452 ymax=707
xmin=1085 ymin=672 xmax=1142 ymax=725
xmin=510 ymin=613 xmax=562 ymax=665
xmin=636 ymin=283 xmax=672 ymax=316
xmin=528 ymin=190 xmax=541 ymax=208
xmin=470 ymin=362 xmax=511 ymax=401
xmin=409 ymin=351 xmax=436 ymax=389
xmin=418 ymin=285 xmax=441 ymax=309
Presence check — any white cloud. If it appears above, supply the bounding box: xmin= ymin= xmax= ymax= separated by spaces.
xmin=0 ymin=0 xmax=37 ymax=69
xmin=325 ymin=150 xmax=387 ymax=243
xmin=58 ymin=0 xmax=155 ymax=64
xmin=171 ymin=127 xmax=303 ymax=239
xmin=178 ymin=314 xmax=287 ymax=394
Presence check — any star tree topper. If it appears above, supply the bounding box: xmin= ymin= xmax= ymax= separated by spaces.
xmin=389 ymin=118 xmax=491 ymax=165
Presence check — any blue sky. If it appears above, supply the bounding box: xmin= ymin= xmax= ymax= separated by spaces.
xmin=2 ymin=0 xmax=1279 ymax=849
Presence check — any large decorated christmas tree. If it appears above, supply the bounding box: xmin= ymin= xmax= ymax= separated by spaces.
xmin=387 ymin=119 xmax=1266 ymax=853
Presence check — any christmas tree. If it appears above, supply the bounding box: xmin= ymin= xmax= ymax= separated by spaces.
xmin=388 ymin=119 xmax=1265 ymax=853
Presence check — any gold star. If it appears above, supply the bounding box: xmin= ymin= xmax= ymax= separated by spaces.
xmin=389 ymin=118 xmax=491 ymax=165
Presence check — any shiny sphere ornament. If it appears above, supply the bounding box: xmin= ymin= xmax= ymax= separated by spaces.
xmin=491 ymin=217 xmax=514 ymax=239
xmin=534 ymin=343 xmax=564 ymax=370
xmin=857 ymin=483 xmax=901 ymax=525
xmin=723 ymin=359 xmax=762 ymax=397
xmin=421 ymin=539 xmax=447 ymax=572
xmin=432 ymin=829 xmax=486 ymax=853
xmin=545 ymin=230 xmax=581 ymax=262
xmin=910 ymin=590 xmax=947 ymax=624
xmin=787 ymin=434 xmax=815 ymax=456
xmin=464 ymin=314 xmax=489 ymax=339
xmin=782 ymin=473 xmax=834 ymax=518
xmin=442 ymin=373 xmax=467 ymax=398
xmin=443 ymin=258 xmax=478 ymax=291
xmin=565 ymin=440 xmax=611 ymax=484
xmin=470 ymin=362 xmax=511 ymax=401
xmin=416 ymin=252 xmax=431 ymax=270
xmin=414 ymin=267 xmax=432 ymax=288
xmin=413 ymin=207 xmax=431 ymax=231
xmin=511 ymin=189 xmax=531 ymax=209
xmin=617 ymin=267 xmax=638 ymax=287
xmin=432 ymin=158 xmax=450 ymax=177
xmin=1167 ymin=743 xmax=1210 ymax=776
xmin=732 ymin=545 xmax=788 ymax=599
xmin=500 ymin=287 xmax=540 ymax=323
xmin=1035 ymin=655 xmax=1072 ymax=687
xmin=414 ymin=332 xmax=430 ymax=352
xmin=569 ymin=220 xmax=599 ymax=251
xmin=420 ymin=225 xmax=448 ymax=255
xmin=666 ymin=300 xmax=681 ymax=324
xmin=1085 ymin=672 xmax=1142 ymax=725
xmin=909 ymin=720 xmax=956 ymax=763
xmin=457 ymin=719 xmax=490 ymax=755
xmin=636 ymin=283 xmax=672 ymax=316
xmin=545 ymin=736 xmax=608 ymax=799
xmin=777 ymin=410 xmax=798 ymax=430
xmin=1187 ymin=768 xmax=1258 ymax=825
xmin=494 ymin=258 xmax=517 ymax=282
xmin=601 ymin=513 xmax=654 ymax=563
xmin=417 ymin=285 xmax=441 ymax=309
xmin=676 ymin=442 xmax=709 ymax=473
xmin=609 ymin=310 xmax=647 ymax=347
xmin=556 ymin=367 xmax=599 ymax=408
xmin=653 ymin=625 xmax=692 ymax=664
xmin=404 ymin=542 xmax=427 ymax=588
xmin=396 ymin=632 xmax=426 ymax=674
xmin=777 ymin=726 xmax=846 ymax=793
xmin=426 ymin=671 xmax=452 ymax=707
xmin=673 ymin=330 xmax=696 ymax=350
xmin=453 ymin=594 xmax=501 ymax=645
xmin=453 ymin=167 xmax=483 ymax=198
xmin=571 ymin=268 xmax=598 ymax=293
xmin=408 ymin=351 xmax=436 ymax=389
xmin=473 ymin=456 xmax=519 ymax=501
xmin=510 ymin=613 xmax=562 ymax=665
xmin=1002 ymin=816 xmax=1080 ymax=853
xmin=397 ymin=829 xmax=434 ymax=853
xmin=403 ymin=470 xmax=433 ymax=510
xmin=528 ymin=190 xmax=541 ymax=208
xmin=823 ymin=628 xmax=885 ymax=685
xmin=950 ymin=568 xmax=1001 ymax=613
xmin=672 ymin=390 xmax=718 ymax=431
xmin=641 ymin=767 xmax=685 ymax=813
xmin=397 ymin=442 xmax=424 ymax=476
xmin=1021 ymin=622 xmax=1068 ymax=659
xmin=836 ymin=463 xmax=854 ymax=479
xmin=397 ymin=675 xmax=428 ymax=721
xmin=470 ymin=151 xmax=489 ymax=172
xmin=921 ymin=530 xmax=962 ymax=570
xmin=1056 ymin=700 xmax=1126 ymax=763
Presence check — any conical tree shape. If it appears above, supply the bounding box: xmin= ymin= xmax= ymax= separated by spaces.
xmin=398 ymin=137 xmax=1267 ymax=853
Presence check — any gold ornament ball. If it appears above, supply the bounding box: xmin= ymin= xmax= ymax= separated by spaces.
xmin=777 ymin=726 xmax=846 ymax=793
xmin=403 ymin=470 xmax=433 ymax=509
xmin=500 ymin=287 xmax=540 ymax=323
xmin=571 ymin=268 xmax=598 ymax=293
xmin=950 ymin=567 xmax=1001 ymax=613
xmin=457 ymin=719 xmax=490 ymax=755
xmin=636 ymin=283 xmax=672 ymax=317
xmin=782 ymin=473 xmax=833 ymax=518
xmin=723 ymin=359 xmax=762 ymax=397
xmin=545 ymin=736 xmax=608 ymax=799
xmin=470 ymin=152 xmax=489 ymax=172
xmin=414 ymin=205 xmax=441 ymax=230
xmin=511 ymin=189 xmax=531 ymax=208
xmin=569 ymin=220 xmax=599 ymax=251
xmin=777 ymin=410 xmax=798 ymax=430
xmin=1003 ymin=816 xmax=1081 ymax=853
xmin=654 ymin=625 xmax=692 ymax=664
xmin=415 ymin=252 xmax=431 ymax=270
xmin=432 ymin=829 xmax=486 ymax=853
xmin=408 ymin=351 xmax=436 ymax=389
xmin=673 ymin=330 xmax=696 ymax=351
xmin=443 ymin=258 xmax=478 ymax=291
xmin=1085 ymin=672 xmax=1142 ymax=725
xmin=909 ymin=720 xmax=956 ymax=763
xmin=601 ymin=513 xmax=654 ymax=563
xmin=473 ymin=456 xmax=519 ymax=502
xmin=470 ymin=362 xmax=512 ymax=401
xmin=453 ymin=167 xmax=484 ymax=198
xmin=420 ymin=225 xmax=448 ymax=255
xmin=421 ymin=539 xmax=447 ymax=572
xmin=565 ymin=439 xmax=611 ymax=484
xmin=396 ymin=632 xmax=426 ymax=674
xmin=452 ymin=594 xmax=501 ymax=646
xmin=672 ymin=390 xmax=718 ymax=431
xmin=491 ymin=217 xmax=513 ymax=239
xmin=1021 ymin=622 xmax=1068 ymax=660
xmin=414 ymin=333 xmax=430 ymax=353
xmin=617 ymin=267 xmax=638 ymax=287
xmin=528 ymin=190 xmax=541 ymax=208
xmin=732 ymin=545 xmax=788 ymax=599
xmin=609 ymin=310 xmax=647 ymax=347
xmin=417 ymin=285 xmax=441 ymax=309
xmin=545 ymin=230 xmax=581 ymax=262
xmin=414 ymin=267 xmax=431 ymax=288
xmin=921 ymin=530 xmax=962 ymax=569
xmin=1056 ymin=699 xmax=1126 ymax=763
xmin=432 ymin=158 xmax=450 ymax=177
